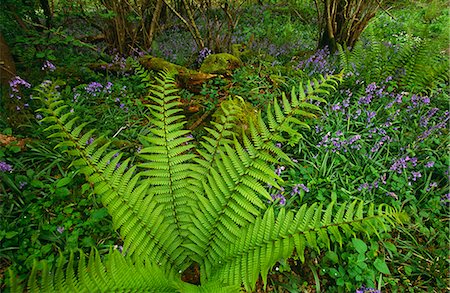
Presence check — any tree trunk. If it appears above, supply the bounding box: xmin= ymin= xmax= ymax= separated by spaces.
xmin=147 ymin=0 xmax=164 ymax=48
xmin=0 ymin=32 xmax=16 ymax=86
xmin=319 ymin=0 xmax=381 ymax=52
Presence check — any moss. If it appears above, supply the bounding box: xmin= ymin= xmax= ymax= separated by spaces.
xmin=140 ymin=56 xmax=195 ymax=75
xmin=199 ymin=53 xmax=242 ymax=74
xmin=231 ymin=44 xmax=252 ymax=60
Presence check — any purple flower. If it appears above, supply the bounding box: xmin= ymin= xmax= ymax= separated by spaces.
xmin=114 ymin=245 xmax=124 ymax=253
xmin=366 ymin=111 xmax=376 ymax=123
xmin=358 ymin=183 xmax=370 ymax=191
xmin=421 ymin=96 xmax=430 ymax=104
xmin=57 ymin=226 xmax=65 ymax=234
xmin=85 ymin=82 xmax=103 ymax=96
xmin=365 ymin=82 xmax=377 ymax=93
xmin=424 ymin=161 xmax=435 ymax=168
xmin=411 ymin=171 xmax=422 ymax=181
xmin=441 ymin=193 xmax=450 ymax=206
xmin=356 ymin=285 xmax=381 ymax=293
xmin=9 ymin=76 xmax=31 ymax=92
xmin=0 ymin=161 xmax=13 ymax=172
xmin=331 ymin=103 xmax=341 ymax=111
xmin=342 ymin=98 xmax=350 ymax=108
xmin=275 ymin=166 xmax=285 ymax=176
xmin=36 ymin=114 xmax=43 ymax=120
xmin=299 ymin=184 xmax=309 ymax=192
xmin=105 ymin=81 xmax=113 ymax=92
xmin=41 ymin=60 xmax=56 ymax=72
xmin=197 ymin=47 xmax=212 ymax=64
xmin=292 ymin=183 xmax=309 ymax=195
xmin=358 ymin=95 xmax=372 ymax=105
xmin=19 ymin=181 xmax=27 ymax=189
xmin=271 ymin=193 xmax=286 ymax=205
xmin=86 ymin=137 xmax=94 ymax=145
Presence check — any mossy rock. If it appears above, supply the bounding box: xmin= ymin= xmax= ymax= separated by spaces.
xmin=200 ymin=53 xmax=242 ymax=75
xmin=140 ymin=55 xmax=194 ymax=75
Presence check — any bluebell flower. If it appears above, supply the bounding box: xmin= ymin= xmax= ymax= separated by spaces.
xmin=424 ymin=161 xmax=435 ymax=168
xmin=0 ymin=161 xmax=13 ymax=172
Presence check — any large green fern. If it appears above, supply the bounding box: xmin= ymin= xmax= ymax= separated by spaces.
xmin=9 ymin=70 xmax=404 ymax=292
xmin=338 ymin=36 xmax=449 ymax=93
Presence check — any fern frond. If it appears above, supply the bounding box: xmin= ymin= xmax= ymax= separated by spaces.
xmin=257 ymin=73 xmax=342 ymax=146
xmin=211 ymin=200 xmax=403 ymax=291
xmin=17 ymin=250 xmax=181 ymax=293
xmin=138 ymin=70 xmax=196 ymax=268
xmin=36 ymin=80 xmax=190 ymax=272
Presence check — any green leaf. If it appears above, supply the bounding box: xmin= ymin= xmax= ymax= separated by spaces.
xmin=5 ymin=231 xmax=19 ymax=239
xmin=373 ymin=258 xmax=390 ymax=275
xmin=9 ymin=145 xmax=21 ymax=153
xmin=325 ymin=251 xmax=339 ymax=264
xmin=91 ymin=208 xmax=109 ymax=220
xmin=352 ymin=238 xmax=367 ymax=254
xmin=383 ymin=242 xmax=397 ymax=254
xmin=55 ymin=187 xmax=70 ymax=198
xmin=56 ymin=177 xmax=72 ymax=188
xmin=404 ymin=265 xmax=413 ymax=276
xmin=31 ymin=179 xmax=44 ymax=188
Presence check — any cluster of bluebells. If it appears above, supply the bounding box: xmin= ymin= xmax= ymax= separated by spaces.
xmin=291 ymin=183 xmax=309 ymax=195
xmin=317 ymin=131 xmax=362 ymax=152
xmin=271 ymin=187 xmax=286 ymax=205
xmin=356 ymin=285 xmax=380 ymax=293
xmin=417 ymin=110 xmax=449 ymax=141
xmin=311 ymin=74 xmax=449 ymax=199
xmin=9 ymin=76 xmax=32 ymax=111
xmin=85 ymin=82 xmax=104 ymax=96
xmin=295 ymin=46 xmax=336 ymax=77
xmin=82 ymin=81 xmax=127 ymax=110
xmin=441 ymin=193 xmax=450 ymax=206
xmin=100 ymin=52 xmax=129 ymax=76
xmin=9 ymin=76 xmax=31 ymax=92
xmin=0 ymin=161 xmax=13 ymax=172
xmin=41 ymin=60 xmax=56 ymax=72
xmin=389 ymin=156 xmax=418 ymax=174
xmin=197 ymin=47 xmax=212 ymax=65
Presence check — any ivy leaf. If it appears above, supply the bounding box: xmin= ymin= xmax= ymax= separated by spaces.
xmin=374 ymin=258 xmax=391 ymax=275
xmin=352 ymin=238 xmax=367 ymax=254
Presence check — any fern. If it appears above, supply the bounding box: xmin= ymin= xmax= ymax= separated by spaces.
xmin=10 ymin=71 xmax=405 ymax=292
xmin=338 ymin=36 xmax=449 ymax=93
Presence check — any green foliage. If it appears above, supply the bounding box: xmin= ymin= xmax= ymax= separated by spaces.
xmin=7 ymin=69 xmax=406 ymax=292
xmin=338 ymin=35 xmax=449 ymax=93
xmin=279 ymin=59 xmax=449 ymax=290
xmin=0 ymin=133 xmax=116 ymax=285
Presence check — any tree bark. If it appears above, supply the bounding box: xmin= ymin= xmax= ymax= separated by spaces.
xmin=319 ymin=0 xmax=381 ymax=51
xmin=0 ymin=32 xmax=16 ymax=86
xmin=147 ymin=0 xmax=164 ymax=48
